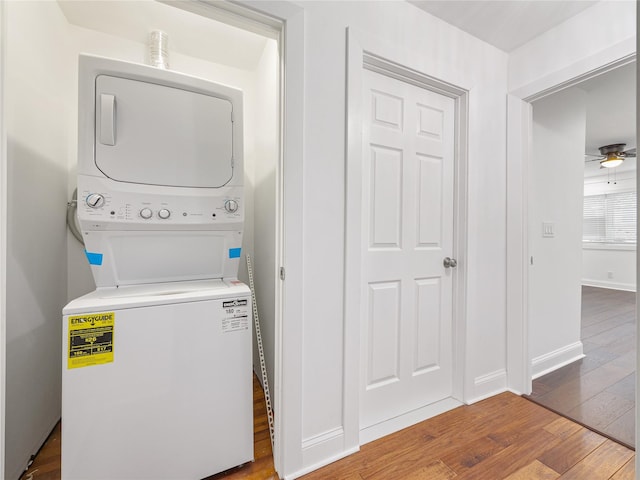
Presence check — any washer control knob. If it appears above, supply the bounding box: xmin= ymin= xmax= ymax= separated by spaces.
xmin=158 ymin=208 xmax=171 ymax=219
xmin=225 ymin=199 xmax=239 ymax=213
xmin=140 ymin=208 xmax=153 ymax=219
xmin=86 ymin=193 xmax=105 ymax=209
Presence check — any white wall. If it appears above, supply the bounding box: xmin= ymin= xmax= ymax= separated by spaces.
xmin=5 ymin=2 xmax=72 ymax=478
xmin=530 ymin=88 xmax=586 ymax=378
xmin=583 ymin=246 xmax=636 ymax=291
xmin=251 ymin=40 xmax=279 ymax=389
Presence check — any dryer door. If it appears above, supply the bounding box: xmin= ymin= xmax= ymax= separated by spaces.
xmin=94 ymin=75 xmax=234 ymax=188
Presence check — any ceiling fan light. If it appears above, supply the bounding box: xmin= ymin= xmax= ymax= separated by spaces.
xmin=600 ymin=154 xmax=624 ymax=168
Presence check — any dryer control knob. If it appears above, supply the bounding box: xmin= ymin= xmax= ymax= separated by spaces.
xmin=225 ymin=199 xmax=239 ymax=213
xmin=86 ymin=193 xmax=105 ymax=209
xmin=158 ymin=208 xmax=171 ymax=219
xmin=140 ymin=208 xmax=153 ymax=219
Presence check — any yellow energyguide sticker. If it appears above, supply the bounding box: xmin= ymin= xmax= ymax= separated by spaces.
xmin=68 ymin=312 xmax=114 ymax=369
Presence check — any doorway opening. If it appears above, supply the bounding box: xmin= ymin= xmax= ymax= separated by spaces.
xmin=525 ymin=61 xmax=636 ymax=449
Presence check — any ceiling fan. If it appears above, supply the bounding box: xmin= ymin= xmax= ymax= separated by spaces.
xmin=585 ymin=143 xmax=636 ymax=168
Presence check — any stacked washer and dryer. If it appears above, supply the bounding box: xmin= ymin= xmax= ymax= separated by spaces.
xmin=62 ymin=55 xmax=253 ymax=479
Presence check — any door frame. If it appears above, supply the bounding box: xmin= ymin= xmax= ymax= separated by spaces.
xmin=345 ymin=27 xmax=469 ymax=446
xmin=0 ymin=1 xmax=6 ymax=476
xmin=505 ymin=41 xmax=636 ymax=395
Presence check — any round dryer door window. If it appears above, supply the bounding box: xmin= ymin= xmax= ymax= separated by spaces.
xmin=94 ymin=75 xmax=234 ymax=188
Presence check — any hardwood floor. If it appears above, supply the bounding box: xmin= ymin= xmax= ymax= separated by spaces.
xmin=299 ymin=392 xmax=634 ymax=480
xmin=22 ymin=384 xmax=635 ymax=479
xmin=527 ymin=286 xmax=636 ymax=448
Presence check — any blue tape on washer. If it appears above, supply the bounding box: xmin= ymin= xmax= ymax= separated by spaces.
xmin=84 ymin=250 xmax=103 ymax=266
xmin=229 ymin=248 xmax=241 ymax=259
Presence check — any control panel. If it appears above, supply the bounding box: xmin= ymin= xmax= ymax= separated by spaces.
xmin=77 ymin=175 xmax=243 ymax=231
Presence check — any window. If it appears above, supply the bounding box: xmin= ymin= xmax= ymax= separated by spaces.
xmin=583 ymin=191 xmax=636 ymax=244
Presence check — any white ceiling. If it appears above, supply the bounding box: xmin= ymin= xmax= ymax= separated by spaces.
xmin=573 ymin=62 xmax=636 ymax=176
xmin=57 ymin=1 xmax=269 ymax=71
xmin=409 ymin=0 xmax=598 ymax=52
xmin=581 ymin=62 xmax=636 ymax=156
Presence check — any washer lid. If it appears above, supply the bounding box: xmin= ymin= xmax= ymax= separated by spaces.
xmin=63 ymin=279 xmax=250 ymax=314
xmin=94 ymin=74 xmax=234 ymax=188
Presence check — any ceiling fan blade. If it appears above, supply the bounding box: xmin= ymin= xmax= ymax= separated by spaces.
xmin=623 ymin=148 xmax=636 ymax=157
xmin=585 ymin=153 xmax=603 ymax=157
xmin=585 ymin=156 xmax=605 ymax=163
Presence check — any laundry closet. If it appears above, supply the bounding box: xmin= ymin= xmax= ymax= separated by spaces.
xmin=4 ymin=2 xmax=280 ymax=478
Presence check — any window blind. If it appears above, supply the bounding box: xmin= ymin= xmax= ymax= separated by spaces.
xmin=583 ymin=191 xmax=636 ymax=244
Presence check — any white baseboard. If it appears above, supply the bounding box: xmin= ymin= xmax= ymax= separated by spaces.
xmin=532 ymin=341 xmax=584 ymax=379
xmin=466 ymin=369 xmax=507 ymax=404
xmin=582 ymin=279 xmax=636 ymax=292
xmin=286 ymin=444 xmax=359 ymax=480
xmin=359 ymin=397 xmax=462 ymax=446
xmin=286 ymin=427 xmax=357 ymax=480
xmin=301 ymin=427 xmax=344 ymax=450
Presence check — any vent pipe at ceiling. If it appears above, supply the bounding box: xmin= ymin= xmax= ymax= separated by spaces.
xmin=148 ymin=30 xmax=169 ymax=69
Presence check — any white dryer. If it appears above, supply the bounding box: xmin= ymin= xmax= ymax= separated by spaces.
xmin=75 ymin=55 xmax=245 ymax=288
xmin=62 ymin=55 xmax=253 ymax=480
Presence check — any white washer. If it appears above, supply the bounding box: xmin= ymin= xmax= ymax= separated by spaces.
xmin=62 ymin=280 xmax=253 ymax=480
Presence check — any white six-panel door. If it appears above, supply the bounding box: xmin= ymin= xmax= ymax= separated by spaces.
xmin=360 ymin=68 xmax=456 ymax=430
